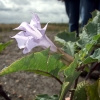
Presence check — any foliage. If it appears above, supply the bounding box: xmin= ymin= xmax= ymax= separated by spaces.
xmin=0 ymin=40 xmax=12 ymax=53
xmin=0 ymin=49 xmax=64 ymax=83
xmin=0 ymin=10 xmax=100 ymax=100
xmin=73 ymin=81 xmax=87 ymax=100
xmin=35 ymin=94 xmax=59 ymax=100
xmin=86 ymin=79 xmax=100 ymax=100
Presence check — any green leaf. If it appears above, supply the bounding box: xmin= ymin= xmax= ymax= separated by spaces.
xmin=63 ymin=41 xmax=75 ymax=56
xmin=84 ymin=10 xmax=100 ymax=36
xmin=84 ymin=22 xmax=97 ymax=37
xmin=77 ymin=10 xmax=100 ymax=49
xmin=77 ymin=31 xmax=90 ymax=48
xmin=64 ymin=57 xmax=80 ymax=78
xmin=0 ymin=49 xmax=64 ymax=79
xmin=86 ymin=80 xmax=100 ymax=100
xmin=58 ymin=82 xmax=69 ymax=100
xmin=92 ymin=10 xmax=100 ymax=25
xmin=91 ymin=10 xmax=98 ymax=18
xmin=64 ymin=56 xmax=80 ymax=91
xmin=74 ymin=81 xmax=87 ymax=100
xmin=98 ymin=79 xmax=100 ymax=98
xmin=0 ymin=40 xmax=13 ymax=53
xmin=83 ymin=57 xmax=97 ymax=64
xmin=59 ymin=58 xmax=80 ymax=100
xmin=55 ymin=31 xmax=78 ymax=56
xmin=35 ymin=94 xmax=59 ymax=100
xmin=90 ymin=48 xmax=100 ymax=62
xmin=79 ymin=33 xmax=100 ymax=64
xmin=55 ymin=31 xmax=77 ymax=43
xmin=83 ymin=48 xmax=100 ymax=64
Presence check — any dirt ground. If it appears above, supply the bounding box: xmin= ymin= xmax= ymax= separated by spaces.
xmin=0 ymin=30 xmax=99 ymax=100
xmin=0 ymin=31 xmax=61 ymax=100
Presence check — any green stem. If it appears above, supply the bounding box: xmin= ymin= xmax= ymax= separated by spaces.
xmin=85 ymin=62 xmax=100 ymax=80
xmin=70 ymin=77 xmax=79 ymax=100
xmin=59 ymin=82 xmax=69 ymax=100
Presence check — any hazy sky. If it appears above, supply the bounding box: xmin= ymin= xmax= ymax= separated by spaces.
xmin=0 ymin=0 xmax=69 ymax=23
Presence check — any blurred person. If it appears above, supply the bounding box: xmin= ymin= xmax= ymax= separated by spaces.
xmin=58 ymin=0 xmax=100 ymax=36
xmin=81 ymin=0 xmax=100 ymax=26
xmin=64 ymin=0 xmax=80 ymax=36
xmin=58 ymin=0 xmax=81 ymax=36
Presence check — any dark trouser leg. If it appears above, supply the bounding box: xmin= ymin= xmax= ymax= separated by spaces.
xmin=81 ymin=0 xmax=95 ymax=27
xmin=65 ymin=0 xmax=80 ymax=36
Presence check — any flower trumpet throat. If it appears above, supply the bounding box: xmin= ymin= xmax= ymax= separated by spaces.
xmin=57 ymin=48 xmax=74 ymax=65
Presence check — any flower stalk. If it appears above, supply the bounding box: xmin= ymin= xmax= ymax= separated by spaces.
xmin=57 ymin=48 xmax=74 ymax=65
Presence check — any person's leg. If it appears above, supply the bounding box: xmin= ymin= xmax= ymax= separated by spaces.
xmin=97 ymin=0 xmax=100 ymax=10
xmin=64 ymin=0 xmax=80 ymax=35
xmin=81 ymin=0 xmax=95 ymax=27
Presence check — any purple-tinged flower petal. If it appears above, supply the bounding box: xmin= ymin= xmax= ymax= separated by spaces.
xmin=38 ymin=23 xmax=48 ymax=35
xmin=14 ymin=22 xmax=42 ymax=39
xmin=30 ymin=13 xmax=41 ymax=29
xmin=13 ymin=13 xmax=57 ymax=54
xmin=12 ymin=31 xmax=28 ymax=49
xmin=23 ymin=37 xmax=38 ymax=54
xmin=39 ymin=35 xmax=57 ymax=52
xmin=22 ymin=34 xmax=57 ymax=54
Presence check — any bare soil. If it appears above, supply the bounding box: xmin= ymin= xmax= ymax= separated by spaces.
xmin=0 ymin=31 xmax=61 ymax=100
xmin=0 ymin=30 xmax=99 ymax=100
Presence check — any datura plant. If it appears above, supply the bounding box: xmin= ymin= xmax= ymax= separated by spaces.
xmin=0 ymin=10 xmax=100 ymax=100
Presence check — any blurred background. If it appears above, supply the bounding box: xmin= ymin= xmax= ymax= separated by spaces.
xmin=0 ymin=1 xmax=69 ymax=100
xmin=0 ymin=0 xmax=69 ymax=32
xmin=0 ymin=0 xmax=69 ymax=24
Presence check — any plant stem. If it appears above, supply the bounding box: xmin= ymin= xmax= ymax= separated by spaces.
xmin=57 ymin=48 xmax=74 ymax=64
xmin=77 ymin=64 xmax=87 ymax=71
xmin=70 ymin=77 xmax=79 ymax=100
xmin=85 ymin=62 xmax=100 ymax=80
xmin=59 ymin=82 xmax=69 ymax=100
xmin=0 ymin=84 xmax=11 ymax=100
xmin=53 ymin=75 xmax=63 ymax=85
